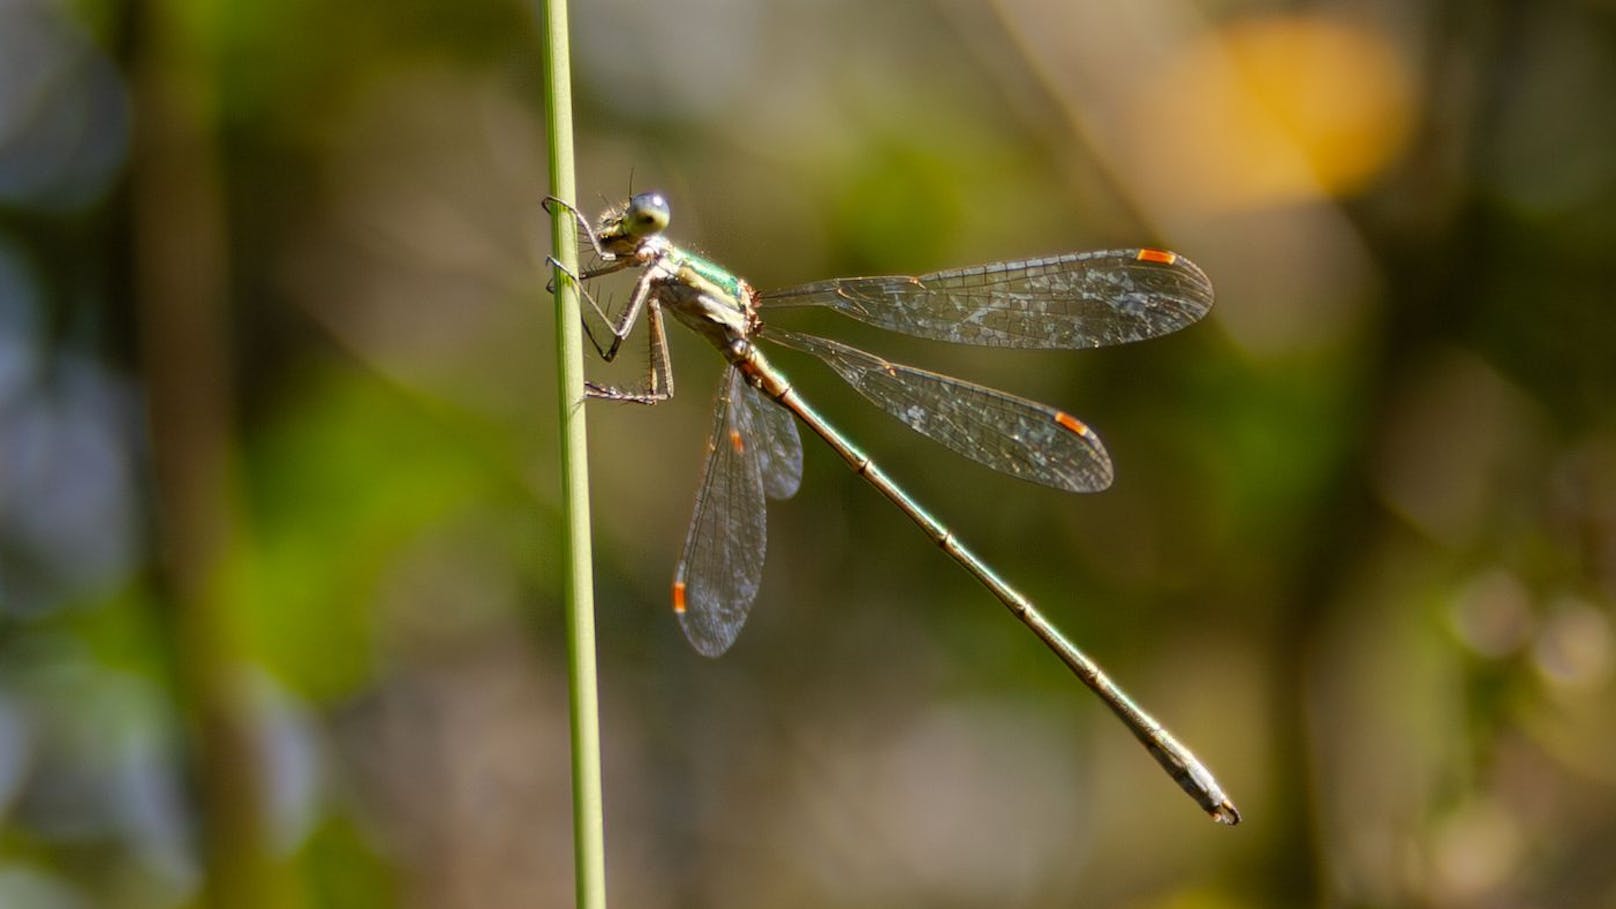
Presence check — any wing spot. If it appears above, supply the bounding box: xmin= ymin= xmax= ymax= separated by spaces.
xmin=672 ymin=580 xmax=687 ymax=614
xmin=729 ymin=429 xmax=745 ymax=453
xmin=1054 ymin=411 xmax=1090 ymax=436
xmin=1136 ymin=248 xmax=1177 ymax=264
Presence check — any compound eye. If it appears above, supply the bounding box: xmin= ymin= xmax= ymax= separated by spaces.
xmin=625 ymin=192 xmax=671 ymax=236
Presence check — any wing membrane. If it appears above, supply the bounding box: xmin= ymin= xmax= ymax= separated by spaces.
xmin=766 ymin=328 xmax=1112 ymax=492
xmin=675 ymin=368 xmax=769 ymax=656
xmin=758 ymin=249 xmax=1212 ymax=349
xmin=736 ymin=378 xmax=802 ymax=501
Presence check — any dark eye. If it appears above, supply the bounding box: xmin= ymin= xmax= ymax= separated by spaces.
xmin=621 ymin=192 xmax=670 ymax=235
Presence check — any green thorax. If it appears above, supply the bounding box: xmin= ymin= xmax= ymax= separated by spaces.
xmin=665 ymin=245 xmax=749 ymax=302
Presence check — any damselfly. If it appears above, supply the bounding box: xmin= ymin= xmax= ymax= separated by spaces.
xmin=546 ymin=192 xmax=1239 ymax=824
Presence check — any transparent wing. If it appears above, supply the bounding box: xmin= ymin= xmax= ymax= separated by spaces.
xmin=758 ymin=249 xmax=1212 ymax=349
xmin=674 ymin=368 xmax=769 ymax=657
xmin=735 ymin=378 xmax=802 ymax=500
xmin=766 ymin=328 xmax=1112 ymax=492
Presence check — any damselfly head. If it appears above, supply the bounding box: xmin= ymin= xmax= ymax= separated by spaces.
xmin=596 ymin=192 xmax=671 ymax=253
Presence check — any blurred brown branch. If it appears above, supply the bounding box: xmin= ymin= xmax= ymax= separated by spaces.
xmin=130 ymin=0 xmax=270 ymax=905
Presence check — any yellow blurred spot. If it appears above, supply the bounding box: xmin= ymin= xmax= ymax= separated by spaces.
xmin=1430 ymin=800 xmax=1523 ymax=903
xmin=1533 ymin=598 xmax=1614 ymax=690
xmin=1131 ymin=14 xmax=1415 ymax=213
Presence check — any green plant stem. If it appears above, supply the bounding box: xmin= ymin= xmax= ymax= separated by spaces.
xmin=538 ymin=2 xmax=607 ymax=907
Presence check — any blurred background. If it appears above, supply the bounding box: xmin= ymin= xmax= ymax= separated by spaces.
xmin=2 ymin=0 xmax=1614 ymax=906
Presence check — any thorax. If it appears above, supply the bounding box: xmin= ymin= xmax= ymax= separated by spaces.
xmin=646 ymin=243 xmax=759 ymax=351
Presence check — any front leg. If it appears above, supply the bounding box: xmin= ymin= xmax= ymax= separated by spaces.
xmin=541 ymin=195 xmax=636 ymax=299
xmin=542 ymin=195 xmax=612 ymax=261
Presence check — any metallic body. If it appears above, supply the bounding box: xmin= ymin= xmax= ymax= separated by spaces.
xmin=546 ymin=192 xmax=1239 ymax=824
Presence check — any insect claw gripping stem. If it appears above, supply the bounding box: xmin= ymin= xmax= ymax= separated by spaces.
xmin=546 ymin=254 xmax=635 ymax=361
xmin=545 ymin=254 xmax=578 ymax=294
xmin=543 ymin=195 xmax=600 ymax=251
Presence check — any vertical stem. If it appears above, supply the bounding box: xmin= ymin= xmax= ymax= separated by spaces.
xmin=537 ymin=2 xmax=607 ymax=906
xmin=130 ymin=0 xmax=270 ymax=905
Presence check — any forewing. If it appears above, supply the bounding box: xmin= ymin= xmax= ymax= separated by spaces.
xmin=766 ymin=329 xmax=1112 ymax=492
xmin=674 ymin=368 xmax=769 ymax=656
xmin=758 ymin=249 xmax=1212 ymax=349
